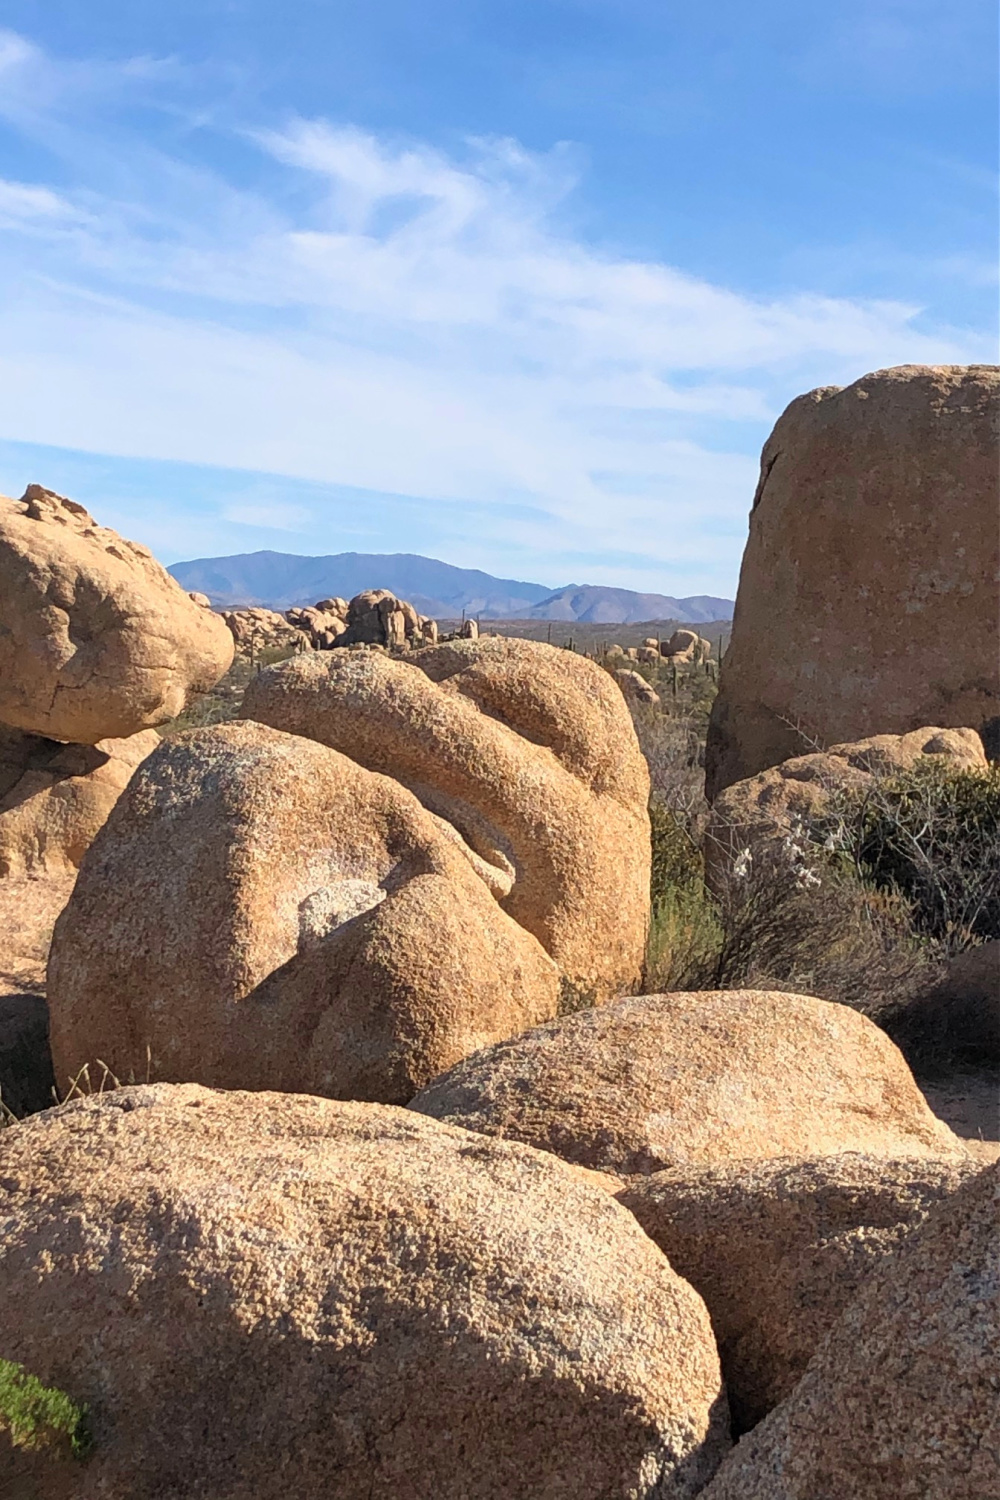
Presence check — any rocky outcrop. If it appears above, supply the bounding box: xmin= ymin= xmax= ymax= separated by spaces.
xmin=706 ymin=725 xmax=988 ymax=884
xmin=618 ymin=1152 xmax=981 ymax=1432
xmin=706 ymin=366 xmax=1000 ymax=798
xmin=701 ymin=1162 xmax=999 ymax=1499
xmin=661 ymin=630 xmax=711 ymax=664
xmin=0 ymin=725 xmax=159 ymax=878
xmin=0 ymin=485 xmax=234 ymax=743
xmin=0 ymin=1084 xmax=731 ymax=1499
xmin=286 ymin=591 xmax=439 ymax=650
xmin=408 ymin=990 xmax=965 ymax=1175
xmin=241 ymin=638 xmax=651 ymax=1006
xmin=222 ymin=606 xmax=303 ymax=655
xmin=47 ymin=721 xmax=560 ymax=1102
xmin=615 ymin=668 xmax=660 ymax=707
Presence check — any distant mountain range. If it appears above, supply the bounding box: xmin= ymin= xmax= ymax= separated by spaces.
xmin=168 ymin=550 xmax=733 ymax=625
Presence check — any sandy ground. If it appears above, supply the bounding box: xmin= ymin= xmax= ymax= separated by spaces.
xmin=920 ymin=1073 xmax=1000 ymax=1164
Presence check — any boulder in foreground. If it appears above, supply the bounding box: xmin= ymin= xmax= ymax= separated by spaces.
xmin=47 ymin=721 xmax=559 ymax=1102
xmin=701 ymin=1161 xmax=999 ymax=1499
xmin=618 ymin=1152 xmax=981 ymax=1432
xmin=0 ymin=1084 xmax=730 ymax=1500
xmin=409 ymin=989 xmax=966 ymax=1175
xmin=0 ymin=485 xmax=234 ymax=743
xmin=242 ymin=637 xmax=651 ymax=1006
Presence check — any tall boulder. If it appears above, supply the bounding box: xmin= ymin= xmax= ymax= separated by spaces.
xmin=0 ymin=486 xmax=234 ymax=743
xmin=47 ymin=721 xmax=559 ymax=1102
xmin=0 ymin=1084 xmax=731 ymax=1499
xmin=706 ymin=366 xmax=1000 ymax=798
xmin=241 ymin=638 xmax=651 ymax=1006
xmin=409 ymin=989 xmax=965 ymax=1175
xmin=618 ymin=1152 xmax=981 ymax=1432
xmin=701 ymin=1162 xmax=999 ymax=1499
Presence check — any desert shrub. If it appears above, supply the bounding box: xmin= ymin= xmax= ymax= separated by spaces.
xmin=819 ymin=760 xmax=1000 ymax=951
xmin=0 ymin=1359 xmax=90 ymax=1458
xmin=703 ymin=833 xmax=943 ymax=1016
xmin=643 ymin=757 xmax=993 ymax=1026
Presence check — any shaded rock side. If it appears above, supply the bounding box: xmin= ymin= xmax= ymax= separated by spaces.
xmin=701 ymin=1161 xmax=999 ymax=1499
xmin=0 ymin=1083 xmax=731 ymax=1500
xmin=618 ymin=1152 xmax=981 ymax=1433
xmin=409 ymin=989 xmax=965 ymax=1176
xmin=47 ymin=721 xmax=559 ymax=1103
xmin=706 ymin=366 xmax=1000 ymax=798
xmin=241 ymin=637 xmax=651 ymax=1005
xmin=0 ymin=725 xmax=159 ymax=877
xmin=0 ymin=485 xmax=234 ymax=743
xmin=889 ymin=939 xmax=1000 ymax=1068
xmin=0 ymin=873 xmax=71 ymax=1120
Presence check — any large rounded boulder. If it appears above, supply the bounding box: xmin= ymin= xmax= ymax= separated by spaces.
xmin=618 ymin=1152 xmax=981 ymax=1432
xmin=706 ymin=366 xmax=1000 ymax=797
xmin=701 ymin=1162 xmax=999 ymax=1499
xmin=0 ymin=1084 xmax=731 ymax=1499
xmin=0 ymin=485 xmax=234 ymax=743
xmin=409 ymin=990 xmax=965 ymax=1175
xmin=241 ymin=637 xmax=651 ymax=1007
xmin=47 ymin=721 xmax=559 ymax=1102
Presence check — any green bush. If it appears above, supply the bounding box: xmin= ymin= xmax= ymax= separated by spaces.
xmin=0 ymin=1358 xmax=90 ymax=1458
xmin=821 ymin=760 xmax=1000 ymax=950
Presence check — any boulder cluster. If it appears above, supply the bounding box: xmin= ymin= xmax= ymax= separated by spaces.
xmin=1 ymin=365 xmax=998 ymax=1499
xmin=286 ymin=588 xmax=441 ymax=650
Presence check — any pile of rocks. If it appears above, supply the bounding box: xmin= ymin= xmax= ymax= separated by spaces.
xmin=220 ymin=605 xmax=304 ymax=656
xmin=286 ymin=589 xmax=440 ymax=650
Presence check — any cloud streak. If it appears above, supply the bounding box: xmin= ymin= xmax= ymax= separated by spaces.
xmin=0 ymin=29 xmax=991 ymax=591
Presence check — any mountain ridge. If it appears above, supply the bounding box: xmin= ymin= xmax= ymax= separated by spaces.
xmin=168 ymin=549 xmax=733 ymax=624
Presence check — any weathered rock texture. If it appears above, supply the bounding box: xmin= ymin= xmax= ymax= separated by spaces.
xmin=223 ymin=606 xmax=303 ymax=655
xmin=0 ymin=485 xmax=234 ymax=743
xmin=701 ymin=1161 xmax=999 ymax=1499
xmin=287 ymin=591 xmax=439 ymax=651
xmin=242 ymin=638 xmax=651 ymax=1005
xmin=706 ymin=725 xmax=988 ymax=884
xmin=706 ymin=366 xmax=1000 ymax=798
xmin=662 ymin=630 xmax=711 ymax=664
xmin=0 ymin=725 xmax=158 ymax=877
xmin=409 ymin=990 xmax=964 ymax=1175
xmin=615 ymin=668 xmax=660 ymax=707
xmin=0 ymin=1084 xmax=731 ymax=1499
xmin=47 ymin=721 xmax=559 ymax=1101
xmin=618 ymin=1152 xmax=981 ymax=1433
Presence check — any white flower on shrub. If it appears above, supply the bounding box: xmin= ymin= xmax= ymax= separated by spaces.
xmin=733 ymin=848 xmax=753 ymax=880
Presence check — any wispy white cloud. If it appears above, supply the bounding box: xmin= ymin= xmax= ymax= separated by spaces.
xmin=0 ymin=29 xmax=991 ymax=592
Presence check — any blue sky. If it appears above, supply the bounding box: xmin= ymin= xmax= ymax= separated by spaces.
xmin=0 ymin=2 xmax=995 ymax=593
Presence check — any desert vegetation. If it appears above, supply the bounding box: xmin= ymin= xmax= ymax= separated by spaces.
xmin=634 ymin=670 xmax=999 ymax=1069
